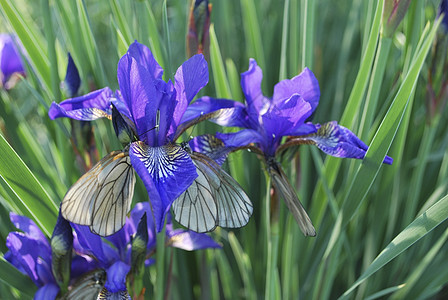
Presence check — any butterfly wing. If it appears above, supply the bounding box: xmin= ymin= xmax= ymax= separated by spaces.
xmin=61 ymin=151 xmax=136 ymax=236
xmin=268 ymin=161 xmax=316 ymax=236
xmin=172 ymin=152 xmax=253 ymax=233
xmin=63 ymin=269 xmax=106 ymax=300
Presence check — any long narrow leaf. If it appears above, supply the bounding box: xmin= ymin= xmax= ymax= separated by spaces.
xmin=0 ymin=134 xmax=58 ymax=237
xmin=339 ymin=193 xmax=448 ymax=299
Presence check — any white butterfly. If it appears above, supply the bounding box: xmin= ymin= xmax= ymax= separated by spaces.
xmin=172 ymin=151 xmax=253 ymax=233
xmin=61 ymin=151 xmax=135 ymax=236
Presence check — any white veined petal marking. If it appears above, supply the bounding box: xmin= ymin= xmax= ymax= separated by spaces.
xmin=172 ymin=152 xmax=253 ymax=233
xmin=131 ymin=142 xmax=190 ymax=182
xmin=61 ymin=151 xmax=136 ymax=236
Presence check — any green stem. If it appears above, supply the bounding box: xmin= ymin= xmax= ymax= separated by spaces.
xmin=404 ymin=117 xmax=439 ymax=225
xmin=155 ymin=224 xmax=166 ymax=300
xmin=359 ymin=37 xmax=393 ymax=141
xmin=41 ymin=0 xmax=60 ymax=102
xmin=300 ymin=0 xmax=315 ymax=69
xmin=264 ymin=174 xmax=280 ymax=300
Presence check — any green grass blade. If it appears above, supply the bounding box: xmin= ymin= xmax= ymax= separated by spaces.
xmin=0 ymin=0 xmax=52 ymax=98
xmin=0 ymin=134 xmax=58 ymax=237
xmin=76 ymin=0 xmax=107 ymax=87
xmin=0 ymin=257 xmax=36 ymax=299
xmin=339 ymin=192 xmax=448 ymax=299
xmin=209 ymin=24 xmax=232 ymax=99
xmin=340 ymin=18 xmax=440 ymax=228
xmin=240 ymin=0 xmax=266 ymax=71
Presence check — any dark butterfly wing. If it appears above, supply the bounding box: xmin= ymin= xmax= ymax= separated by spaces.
xmin=172 ymin=152 xmax=253 ymax=233
xmin=268 ymin=161 xmax=316 ymax=236
xmin=61 ymin=151 xmax=135 ymax=236
xmin=62 ymin=269 xmax=106 ymax=300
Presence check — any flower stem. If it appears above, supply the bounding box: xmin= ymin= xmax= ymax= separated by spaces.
xmin=155 ymin=223 xmax=166 ymax=300
xmin=264 ymin=173 xmax=280 ymax=300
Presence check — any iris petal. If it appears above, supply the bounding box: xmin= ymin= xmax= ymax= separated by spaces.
xmin=34 ymin=283 xmax=60 ymax=300
xmin=272 ymin=67 xmax=320 ymax=112
xmin=127 ymin=41 xmax=163 ymax=80
xmin=216 ymin=129 xmax=264 ymax=149
xmin=72 ymin=224 xmax=120 ymax=267
xmin=129 ymin=142 xmax=198 ymax=231
xmin=48 ymin=87 xmax=113 ymax=120
xmin=104 ymin=261 xmax=131 ymax=293
xmin=296 ymin=121 xmax=393 ymax=164
xmin=241 ymin=59 xmax=269 ymax=115
xmin=167 ymin=229 xmax=221 ymax=251
xmin=182 ymin=97 xmax=249 ymax=127
xmin=173 ymin=54 xmax=209 ymax=127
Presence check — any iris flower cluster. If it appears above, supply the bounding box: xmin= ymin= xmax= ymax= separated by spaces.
xmin=5 ymin=204 xmax=219 ymax=299
xmin=5 ymin=35 xmax=394 ymax=298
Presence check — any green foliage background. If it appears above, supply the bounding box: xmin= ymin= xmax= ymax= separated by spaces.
xmin=1 ymin=0 xmax=448 ymax=299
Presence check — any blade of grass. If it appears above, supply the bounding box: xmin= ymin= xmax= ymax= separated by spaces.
xmin=0 ymin=0 xmax=52 ymax=98
xmin=0 ymin=133 xmax=58 ymax=237
xmin=240 ymin=0 xmax=266 ymax=71
xmin=311 ymin=0 xmax=384 ymax=226
xmin=339 ymin=192 xmax=448 ymax=299
xmin=0 ymin=257 xmax=36 ymax=299
xmin=76 ymin=0 xmax=107 ymax=87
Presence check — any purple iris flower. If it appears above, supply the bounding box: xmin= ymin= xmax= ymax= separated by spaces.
xmin=4 ymin=212 xmax=95 ymax=300
xmin=186 ymin=59 xmax=393 ymax=236
xmin=187 ymin=58 xmax=393 ymax=164
xmin=48 ymin=41 xmax=213 ymax=231
xmin=0 ymin=33 xmax=25 ymax=89
xmin=72 ymin=202 xmax=220 ymax=295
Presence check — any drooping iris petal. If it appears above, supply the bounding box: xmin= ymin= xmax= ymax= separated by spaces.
xmin=167 ymin=227 xmax=221 ymax=251
xmin=172 ymin=54 xmax=209 ymax=129
xmin=129 ymin=142 xmax=198 ymax=231
xmin=216 ymin=129 xmax=264 ymax=149
xmin=182 ymin=97 xmax=248 ymax=127
xmin=294 ymin=121 xmax=393 ymax=164
xmin=104 ymin=261 xmax=131 ymax=293
xmin=241 ymin=58 xmax=269 ymax=115
xmin=34 ymin=283 xmax=60 ymax=300
xmin=272 ymin=67 xmax=320 ymax=112
xmin=48 ymin=87 xmax=113 ymax=120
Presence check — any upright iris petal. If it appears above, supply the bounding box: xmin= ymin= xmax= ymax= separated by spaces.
xmin=48 ymin=41 xmax=213 ymax=232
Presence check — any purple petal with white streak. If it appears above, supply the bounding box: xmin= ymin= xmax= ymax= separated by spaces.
xmin=48 ymin=87 xmax=113 ymax=120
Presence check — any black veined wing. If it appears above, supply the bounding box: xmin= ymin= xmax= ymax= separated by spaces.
xmin=267 ymin=160 xmax=316 ymax=237
xmin=61 ymin=151 xmax=136 ymax=236
xmin=172 ymin=152 xmax=253 ymax=233
xmin=97 ymin=288 xmax=131 ymax=300
xmin=62 ymin=269 xmax=106 ymax=300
